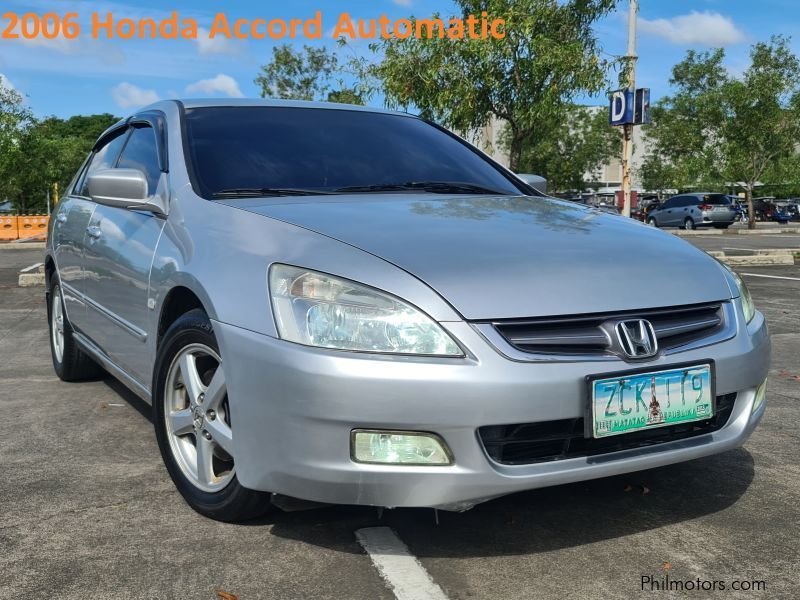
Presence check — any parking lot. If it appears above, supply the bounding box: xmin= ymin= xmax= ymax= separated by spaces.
xmin=1 ymin=237 xmax=798 ymax=600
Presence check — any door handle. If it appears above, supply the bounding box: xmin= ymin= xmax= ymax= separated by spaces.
xmin=86 ymin=225 xmax=102 ymax=240
xmin=56 ymin=213 xmax=67 ymax=224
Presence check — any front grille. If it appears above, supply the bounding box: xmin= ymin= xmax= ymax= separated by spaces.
xmin=479 ymin=393 xmax=737 ymax=465
xmin=490 ymin=302 xmax=726 ymax=357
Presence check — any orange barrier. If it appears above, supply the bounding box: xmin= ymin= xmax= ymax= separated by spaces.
xmin=16 ymin=215 xmax=49 ymax=240
xmin=0 ymin=216 xmax=18 ymax=241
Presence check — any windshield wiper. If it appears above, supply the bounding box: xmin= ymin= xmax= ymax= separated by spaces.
xmin=334 ymin=181 xmax=512 ymax=195
xmin=211 ymin=187 xmax=336 ymax=198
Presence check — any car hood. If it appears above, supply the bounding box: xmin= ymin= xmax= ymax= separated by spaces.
xmin=223 ymin=194 xmax=733 ymax=320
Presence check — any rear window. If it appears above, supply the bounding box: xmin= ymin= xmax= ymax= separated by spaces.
xmin=701 ymin=194 xmax=730 ymax=205
xmin=182 ymin=106 xmax=524 ymax=198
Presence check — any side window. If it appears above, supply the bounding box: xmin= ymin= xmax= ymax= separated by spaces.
xmin=66 ymin=154 xmax=91 ymax=197
xmin=685 ymin=197 xmax=700 ymax=207
xmin=662 ymin=198 xmax=677 ymax=209
xmin=78 ymin=129 xmax=129 ymax=197
xmin=117 ymin=125 xmax=161 ymax=196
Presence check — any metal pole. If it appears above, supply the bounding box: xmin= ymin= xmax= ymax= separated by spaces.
xmin=621 ymin=0 xmax=638 ymax=218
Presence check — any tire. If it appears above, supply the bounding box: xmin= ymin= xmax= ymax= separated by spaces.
xmin=47 ymin=275 xmax=103 ymax=382
xmin=647 ymin=217 xmax=657 ymax=227
xmin=152 ymin=309 xmax=273 ymax=522
xmin=683 ymin=217 xmax=696 ymax=230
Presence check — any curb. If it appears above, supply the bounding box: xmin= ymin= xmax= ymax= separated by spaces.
xmin=0 ymin=241 xmax=46 ymax=250
xmin=674 ymin=227 xmax=799 ymax=237
xmin=18 ymin=263 xmax=45 ymax=287
xmin=711 ymin=251 xmax=796 ymax=267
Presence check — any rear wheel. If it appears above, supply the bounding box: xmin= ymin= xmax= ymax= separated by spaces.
xmin=683 ymin=217 xmax=696 ymax=230
xmin=153 ymin=309 xmax=273 ymax=522
xmin=48 ymin=276 xmax=103 ymax=381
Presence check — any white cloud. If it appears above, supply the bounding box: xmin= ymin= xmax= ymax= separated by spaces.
xmin=638 ymin=11 xmax=747 ymax=47
xmin=185 ymin=74 xmax=244 ymax=98
xmin=111 ymin=82 xmax=160 ymax=109
xmin=393 ymin=0 xmax=413 ymax=6
xmin=195 ymin=27 xmax=239 ymax=56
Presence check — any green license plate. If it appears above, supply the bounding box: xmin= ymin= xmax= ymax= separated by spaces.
xmin=591 ymin=364 xmax=714 ymax=438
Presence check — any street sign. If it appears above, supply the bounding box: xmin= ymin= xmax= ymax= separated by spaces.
xmin=609 ymin=89 xmax=634 ymax=126
xmin=609 ymin=87 xmax=650 ymax=127
xmin=634 ymin=88 xmax=651 ymax=125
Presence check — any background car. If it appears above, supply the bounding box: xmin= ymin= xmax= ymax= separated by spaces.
xmin=784 ymin=202 xmax=800 ymax=221
xmin=752 ymin=198 xmax=791 ymax=223
xmin=646 ymin=193 xmax=737 ymax=229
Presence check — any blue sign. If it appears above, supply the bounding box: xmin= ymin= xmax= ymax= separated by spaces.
xmin=609 ymin=89 xmax=634 ymax=126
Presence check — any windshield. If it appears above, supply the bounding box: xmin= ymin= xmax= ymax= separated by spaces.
xmin=182 ymin=106 xmax=525 ymax=199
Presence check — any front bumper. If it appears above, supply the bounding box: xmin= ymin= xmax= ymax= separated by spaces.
xmin=213 ymin=306 xmax=770 ymax=510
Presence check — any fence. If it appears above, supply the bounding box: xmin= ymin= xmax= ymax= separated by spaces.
xmin=0 ymin=215 xmax=50 ymax=241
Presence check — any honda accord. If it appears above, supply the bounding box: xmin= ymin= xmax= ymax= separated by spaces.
xmin=46 ymin=100 xmax=770 ymax=521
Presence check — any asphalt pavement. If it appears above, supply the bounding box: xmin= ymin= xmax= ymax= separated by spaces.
xmin=1 ymin=244 xmax=798 ymax=600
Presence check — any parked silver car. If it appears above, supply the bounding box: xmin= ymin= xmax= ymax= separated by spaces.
xmin=647 ymin=193 xmax=737 ymax=230
xmin=46 ymin=100 xmax=770 ymax=521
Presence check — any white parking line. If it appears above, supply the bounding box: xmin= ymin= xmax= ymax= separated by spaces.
xmin=19 ymin=262 xmax=43 ymax=273
xmin=355 ymin=527 xmax=449 ymax=600
xmin=741 ymin=272 xmax=800 ymax=281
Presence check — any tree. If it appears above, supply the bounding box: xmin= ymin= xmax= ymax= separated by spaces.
xmin=254 ymin=44 xmax=365 ymax=104
xmin=641 ymin=38 xmax=800 ymax=228
xmin=374 ymin=0 xmax=617 ymax=171
xmin=516 ymin=105 xmax=621 ymax=191
xmin=3 ymin=113 xmax=118 ymax=213
xmin=721 ymin=38 xmax=800 ymax=227
xmin=0 ymin=78 xmax=35 ymax=202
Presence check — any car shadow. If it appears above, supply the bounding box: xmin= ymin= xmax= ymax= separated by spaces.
xmin=102 ymin=375 xmax=153 ymax=423
xmin=263 ymin=449 xmax=754 ymax=558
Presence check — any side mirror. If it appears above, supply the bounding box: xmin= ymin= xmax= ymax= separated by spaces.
xmin=87 ymin=168 xmax=167 ymax=216
xmin=515 ymin=173 xmax=547 ymax=194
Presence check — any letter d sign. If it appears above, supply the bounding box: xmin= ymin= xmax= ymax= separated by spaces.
xmin=609 ymin=89 xmax=633 ymax=126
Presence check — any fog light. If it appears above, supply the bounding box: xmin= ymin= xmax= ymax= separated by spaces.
xmin=351 ymin=430 xmax=453 ymax=465
xmin=752 ymin=378 xmax=767 ymax=413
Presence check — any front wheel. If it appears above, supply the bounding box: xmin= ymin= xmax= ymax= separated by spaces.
xmin=152 ymin=309 xmax=273 ymax=522
xmin=647 ymin=217 xmax=657 ymax=227
xmin=683 ymin=217 xmax=696 ymax=230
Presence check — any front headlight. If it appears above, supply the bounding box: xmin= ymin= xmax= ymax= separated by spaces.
xmin=731 ymin=269 xmax=756 ymax=323
xmin=269 ymin=264 xmax=463 ymax=356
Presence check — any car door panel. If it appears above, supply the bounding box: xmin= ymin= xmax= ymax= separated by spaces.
xmin=83 ymin=206 xmax=164 ymax=380
xmin=81 ymin=123 xmax=166 ymax=384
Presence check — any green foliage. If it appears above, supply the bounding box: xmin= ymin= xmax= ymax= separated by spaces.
xmin=640 ymin=37 xmax=800 ymax=225
xmin=0 ymin=80 xmax=35 ymax=203
xmin=374 ymin=0 xmax=617 ymax=171
xmin=517 ymin=105 xmax=621 ymax=191
xmin=0 ymin=100 xmax=117 ymax=212
xmin=255 ymin=44 xmax=365 ymax=105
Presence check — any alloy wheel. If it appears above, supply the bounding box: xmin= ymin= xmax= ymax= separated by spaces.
xmin=51 ymin=288 xmax=65 ymax=363
xmin=164 ymin=343 xmax=235 ymax=493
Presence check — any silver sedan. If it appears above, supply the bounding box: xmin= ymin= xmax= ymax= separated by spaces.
xmin=46 ymin=100 xmax=770 ymax=521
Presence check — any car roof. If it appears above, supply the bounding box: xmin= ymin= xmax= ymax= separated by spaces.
xmin=141 ymin=98 xmax=413 ymax=117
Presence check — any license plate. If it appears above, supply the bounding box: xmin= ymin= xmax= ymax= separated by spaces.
xmin=590 ymin=364 xmax=714 ymax=438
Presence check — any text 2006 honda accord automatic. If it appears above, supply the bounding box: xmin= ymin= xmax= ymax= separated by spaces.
xmin=46 ymin=100 xmax=770 ymax=521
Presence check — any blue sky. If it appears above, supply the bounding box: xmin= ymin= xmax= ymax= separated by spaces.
xmin=1 ymin=0 xmax=799 ymax=118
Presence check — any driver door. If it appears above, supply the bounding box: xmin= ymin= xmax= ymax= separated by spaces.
xmin=82 ymin=122 xmax=167 ymax=385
